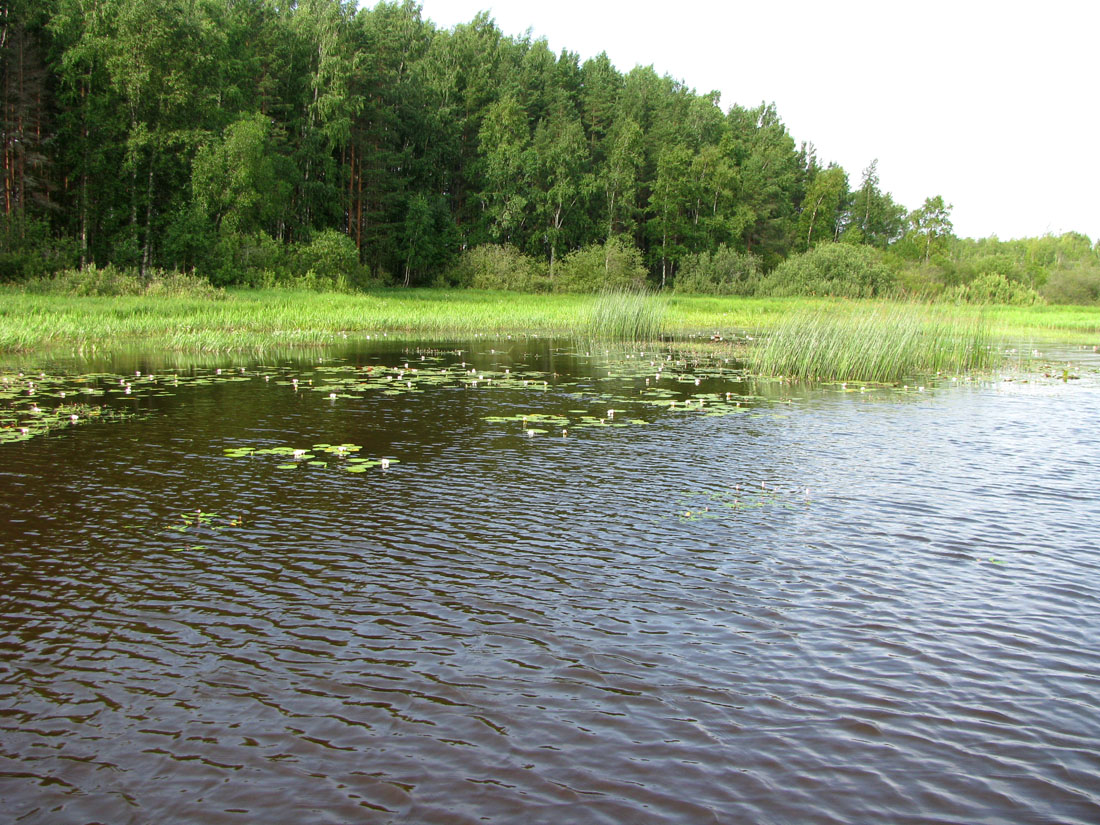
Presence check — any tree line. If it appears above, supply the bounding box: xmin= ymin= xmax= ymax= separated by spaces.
xmin=2 ymin=0 xmax=1097 ymax=301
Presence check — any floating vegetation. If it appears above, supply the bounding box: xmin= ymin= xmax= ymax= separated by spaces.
xmin=0 ymin=369 xmax=138 ymax=444
xmin=157 ymin=508 xmax=246 ymax=553
xmin=4 ymin=336 xmax=1055 ymax=454
xmin=676 ymin=484 xmax=808 ymax=522
xmin=221 ymin=441 xmax=398 ymax=474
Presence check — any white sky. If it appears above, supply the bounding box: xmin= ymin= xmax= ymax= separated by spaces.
xmin=415 ymin=0 xmax=1099 ymax=242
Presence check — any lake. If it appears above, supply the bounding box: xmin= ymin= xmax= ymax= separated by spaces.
xmin=2 ymin=339 xmax=1099 ymax=824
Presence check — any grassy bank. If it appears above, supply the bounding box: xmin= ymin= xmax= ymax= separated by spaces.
xmin=0 ymin=289 xmax=596 ymax=353
xmin=1 ymin=286 xmax=1096 ymax=373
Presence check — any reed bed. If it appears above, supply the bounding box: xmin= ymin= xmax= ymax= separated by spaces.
xmin=581 ymin=288 xmax=667 ymax=345
xmin=745 ymin=302 xmax=998 ymax=382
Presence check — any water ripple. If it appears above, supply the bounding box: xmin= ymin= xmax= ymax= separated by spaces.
xmin=2 ymin=346 xmax=1099 ymax=823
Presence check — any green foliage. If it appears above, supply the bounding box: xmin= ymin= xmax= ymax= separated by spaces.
xmin=948 ymin=273 xmax=1043 ymax=306
xmin=209 ymin=232 xmax=293 ymax=287
xmin=673 ymin=245 xmax=762 ymax=295
xmin=1040 ymin=268 xmax=1100 ymax=305
xmin=294 ymin=229 xmax=364 ymax=289
xmin=553 ymin=237 xmax=647 ymax=293
xmin=191 ymin=113 xmax=289 ymax=237
xmin=797 ymin=166 xmax=848 ymax=250
xmin=8 ymin=0 xmax=1093 ymax=292
xmin=889 ymin=231 xmax=1099 ymax=302
xmin=446 ymin=244 xmax=549 ymax=292
xmin=900 ymin=196 xmax=954 ymax=264
xmin=952 ymin=253 xmax=1031 ymax=286
xmin=0 ymin=217 xmax=79 ymax=281
xmin=20 ymin=263 xmax=223 ymax=297
xmin=759 ymin=243 xmax=895 ymax=298
xmin=399 ymin=193 xmax=458 ymax=286
xmin=844 ymin=159 xmax=907 ymax=248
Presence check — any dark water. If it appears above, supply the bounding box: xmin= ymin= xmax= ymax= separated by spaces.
xmin=2 ymin=341 xmax=1099 ymax=824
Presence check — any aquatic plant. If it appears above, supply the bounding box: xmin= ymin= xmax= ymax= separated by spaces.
xmin=581 ymin=288 xmax=667 ymax=345
xmin=222 ymin=441 xmax=398 ymax=474
xmin=745 ymin=302 xmax=997 ymax=382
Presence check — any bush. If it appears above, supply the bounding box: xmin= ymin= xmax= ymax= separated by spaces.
xmin=891 ymin=263 xmax=948 ymax=299
xmin=954 ymin=253 xmax=1028 ymax=284
xmin=1040 ymin=267 xmax=1100 ymax=305
xmin=759 ymin=243 xmax=896 ymax=298
xmin=210 ymin=231 xmax=293 ymax=287
xmin=21 ymin=264 xmax=223 ymax=298
xmin=446 ymin=244 xmax=549 ymax=292
xmin=552 ymin=236 xmax=647 ymax=293
xmin=293 ymin=229 xmax=366 ymax=289
xmin=673 ymin=246 xmax=762 ymax=295
xmin=948 ymin=272 xmax=1043 ymax=306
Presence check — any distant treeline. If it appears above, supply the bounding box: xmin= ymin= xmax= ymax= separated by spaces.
xmin=2 ymin=0 xmax=1098 ymax=302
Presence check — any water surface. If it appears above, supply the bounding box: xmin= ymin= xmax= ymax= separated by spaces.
xmin=2 ymin=341 xmax=1099 ymax=824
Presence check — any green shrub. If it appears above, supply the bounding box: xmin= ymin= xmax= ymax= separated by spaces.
xmin=759 ymin=243 xmax=896 ymax=298
xmin=891 ymin=263 xmax=947 ymax=299
xmin=210 ymin=231 xmax=293 ymax=287
xmin=1040 ymin=267 xmax=1100 ymax=305
xmin=21 ymin=264 xmax=223 ymax=298
xmin=948 ymin=272 xmax=1043 ymax=306
xmin=446 ymin=244 xmax=549 ymax=292
xmin=553 ymin=237 xmax=647 ymax=293
xmin=293 ymin=229 xmax=365 ymax=289
xmin=673 ymin=246 xmax=762 ymax=295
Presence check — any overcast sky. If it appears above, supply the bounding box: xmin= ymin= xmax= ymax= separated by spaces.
xmin=415 ymin=0 xmax=1099 ymax=242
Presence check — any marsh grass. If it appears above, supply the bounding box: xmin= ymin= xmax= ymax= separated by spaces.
xmin=0 ymin=285 xmax=1093 ymax=358
xmin=581 ymin=288 xmax=667 ymax=345
xmin=746 ymin=302 xmax=998 ymax=382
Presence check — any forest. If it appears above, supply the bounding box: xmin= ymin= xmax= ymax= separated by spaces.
xmin=2 ymin=0 xmax=1099 ymax=304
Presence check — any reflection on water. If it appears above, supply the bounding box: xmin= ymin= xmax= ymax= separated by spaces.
xmin=2 ymin=341 xmax=1100 ymax=824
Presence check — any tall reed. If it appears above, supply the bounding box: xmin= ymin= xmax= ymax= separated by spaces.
xmin=581 ymin=288 xmax=667 ymax=345
xmin=746 ymin=302 xmax=997 ymax=382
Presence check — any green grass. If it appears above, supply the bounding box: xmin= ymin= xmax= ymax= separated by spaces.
xmin=1 ymin=287 xmax=1096 ymax=381
xmin=744 ymin=302 xmax=998 ymax=382
xmin=0 ymin=289 xmax=593 ymax=353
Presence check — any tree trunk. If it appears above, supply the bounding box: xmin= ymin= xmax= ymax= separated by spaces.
xmin=80 ymin=78 xmax=89 ymax=266
xmin=806 ymin=193 xmax=825 ymax=249
xmin=142 ymin=154 xmax=155 ymax=278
